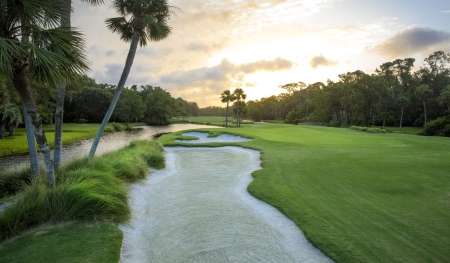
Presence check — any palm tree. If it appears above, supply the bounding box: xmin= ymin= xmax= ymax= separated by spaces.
xmin=53 ymin=0 xmax=105 ymax=170
xmin=398 ymin=96 xmax=409 ymax=130
xmin=415 ymin=84 xmax=433 ymax=125
xmin=0 ymin=102 xmax=22 ymax=136
xmin=89 ymin=0 xmax=176 ymax=157
xmin=233 ymin=88 xmax=247 ymax=127
xmin=220 ymin=90 xmax=236 ymax=128
xmin=1 ymin=0 xmax=89 ymax=185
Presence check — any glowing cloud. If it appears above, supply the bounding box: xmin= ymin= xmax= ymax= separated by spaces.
xmin=309 ymin=55 xmax=338 ymax=69
xmin=371 ymin=27 xmax=450 ymax=57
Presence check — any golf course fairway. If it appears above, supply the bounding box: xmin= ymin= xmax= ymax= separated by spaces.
xmin=160 ymin=123 xmax=450 ymax=263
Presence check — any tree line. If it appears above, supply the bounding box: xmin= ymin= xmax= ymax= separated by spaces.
xmin=1 ymin=75 xmax=199 ymax=127
xmin=244 ymin=51 xmax=450 ymax=129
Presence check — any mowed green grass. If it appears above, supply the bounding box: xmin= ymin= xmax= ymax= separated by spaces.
xmin=0 ymin=123 xmax=144 ymax=158
xmin=0 ymin=222 xmax=122 ymax=263
xmin=161 ymin=123 xmax=450 ymax=263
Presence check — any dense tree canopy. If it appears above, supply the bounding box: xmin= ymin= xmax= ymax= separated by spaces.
xmin=245 ymin=51 xmax=450 ymax=130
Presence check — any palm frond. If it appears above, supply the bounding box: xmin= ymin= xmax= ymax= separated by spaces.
xmin=28 ymin=44 xmax=69 ymax=84
xmin=29 ymin=27 xmax=89 ymax=79
xmin=107 ymin=0 xmax=178 ymax=46
xmin=147 ymin=21 xmax=171 ymax=42
xmin=0 ymin=38 xmax=27 ymax=78
xmin=21 ymin=0 xmax=62 ymax=29
xmin=80 ymin=0 xmax=105 ymax=7
xmin=105 ymin=17 xmax=134 ymax=43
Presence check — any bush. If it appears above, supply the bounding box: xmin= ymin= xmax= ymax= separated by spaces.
xmin=329 ymin=120 xmax=340 ymax=127
xmin=111 ymin=122 xmax=123 ymax=132
xmin=104 ymin=127 xmax=114 ymax=133
xmin=293 ymin=119 xmax=301 ymax=125
xmin=0 ymin=140 xmax=165 ymax=242
xmin=420 ymin=116 xmax=450 ymax=136
xmin=351 ymin=126 xmax=388 ymax=133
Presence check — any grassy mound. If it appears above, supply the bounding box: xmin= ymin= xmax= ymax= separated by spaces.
xmin=0 ymin=140 xmax=164 ymax=242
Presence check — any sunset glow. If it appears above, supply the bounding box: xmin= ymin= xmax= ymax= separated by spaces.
xmin=73 ymin=0 xmax=450 ymax=107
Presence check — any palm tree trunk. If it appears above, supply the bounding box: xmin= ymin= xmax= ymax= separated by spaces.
xmin=89 ymin=30 xmax=140 ymax=157
xmin=54 ymin=82 xmax=65 ymax=170
xmin=54 ymin=0 xmax=72 ymax=170
xmin=0 ymin=122 xmax=4 ymax=139
xmin=400 ymin=106 xmax=404 ymax=130
xmin=12 ymin=66 xmax=54 ymax=185
xmin=423 ymin=99 xmax=427 ymax=125
xmin=225 ymin=101 xmax=229 ymax=128
xmin=24 ymin=109 xmax=40 ymax=178
xmin=236 ymin=100 xmax=240 ymax=127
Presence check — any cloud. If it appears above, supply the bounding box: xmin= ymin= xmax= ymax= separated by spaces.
xmin=159 ymin=57 xmax=294 ymax=103
xmin=136 ymin=47 xmax=173 ymax=57
xmin=370 ymin=27 xmax=450 ymax=57
xmin=309 ymin=55 xmax=338 ymax=69
xmin=185 ymin=41 xmax=227 ymax=55
xmin=240 ymin=57 xmax=293 ymax=73
xmin=105 ymin=50 xmax=115 ymax=56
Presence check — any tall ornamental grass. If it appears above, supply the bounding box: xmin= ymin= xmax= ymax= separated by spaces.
xmin=0 ymin=140 xmax=164 ymax=242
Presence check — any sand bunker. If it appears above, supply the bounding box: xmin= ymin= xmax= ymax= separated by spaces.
xmin=175 ymin=132 xmax=252 ymax=143
xmin=119 ymin=146 xmax=332 ymax=263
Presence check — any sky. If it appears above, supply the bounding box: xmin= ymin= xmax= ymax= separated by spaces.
xmin=72 ymin=0 xmax=450 ymax=107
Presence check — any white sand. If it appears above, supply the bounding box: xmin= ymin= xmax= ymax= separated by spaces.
xmin=175 ymin=132 xmax=252 ymax=143
xmin=119 ymin=145 xmax=333 ymax=263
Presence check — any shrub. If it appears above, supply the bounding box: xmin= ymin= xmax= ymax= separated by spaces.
xmin=111 ymin=122 xmax=123 ymax=132
xmin=329 ymin=120 xmax=340 ymax=127
xmin=351 ymin=126 xmax=387 ymax=133
xmin=420 ymin=116 xmax=450 ymax=136
xmin=293 ymin=119 xmax=301 ymax=125
xmin=104 ymin=127 xmax=114 ymax=133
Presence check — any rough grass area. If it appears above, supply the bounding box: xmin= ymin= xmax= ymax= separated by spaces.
xmin=0 ymin=140 xmax=164 ymax=242
xmin=382 ymin=126 xmax=424 ymax=135
xmin=159 ymin=124 xmax=450 ymax=263
xmin=0 ymin=222 xmax=122 ymax=263
xmin=0 ymin=122 xmax=145 ymax=158
xmin=172 ymin=116 xmax=254 ymax=127
xmin=351 ymin=126 xmax=388 ymax=133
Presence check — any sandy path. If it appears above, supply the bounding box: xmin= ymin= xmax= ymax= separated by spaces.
xmin=119 ymin=146 xmax=333 ymax=263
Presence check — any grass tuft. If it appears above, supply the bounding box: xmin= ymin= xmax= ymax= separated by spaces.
xmin=0 ymin=166 xmax=35 ymax=199
xmin=0 ymin=140 xmax=164 ymax=242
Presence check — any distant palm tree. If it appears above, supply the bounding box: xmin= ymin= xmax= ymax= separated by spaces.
xmin=415 ymin=84 xmax=433 ymax=125
xmin=0 ymin=102 xmax=22 ymax=137
xmin=233 ymin=88 xmax=247 ymax=127
xmin=220 ymin=90 xmax=236 ymax=128
xmin=0 ymin=0 xmax=89 ymax=185
xmin=89 ymin=0 xmax=177 ymax=157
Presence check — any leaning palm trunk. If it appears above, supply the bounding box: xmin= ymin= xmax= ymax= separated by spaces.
xmin=24 ymin=109 xmax=40 ymax=178
xmin=54 ymin=0 xmax=72 ymax=170
xmin=12 ymin=67 xmax=55 ymax=185
xmin=89 ymin=31 xmax=140 ymax=157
